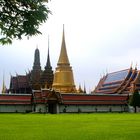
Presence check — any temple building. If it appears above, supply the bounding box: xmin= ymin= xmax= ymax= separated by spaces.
xmin=0 ymin=26 xmax=139 ymax=113
xmin=52 ymin=26 xmax=76 ymax=93
xmin=32 ymin=89 xmax=128 ymax=113
xmin=9 ymin=26 xmax=83 ymax=94
xmin=9 ymin=74 xmax=31 ymax=93
xmin=93 ymin=66 xmax=140 ymax=95
xmin=9 ymin=39 xmax=54 ymax=93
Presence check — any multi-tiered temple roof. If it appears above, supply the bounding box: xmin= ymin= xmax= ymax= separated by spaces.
xmin=10 ymin=75 xmax=31 ymax=93
xmin=9 ymin=43 xmax=54 ymax=93
xmin=94 ymin=67 xmax=140 ymax=95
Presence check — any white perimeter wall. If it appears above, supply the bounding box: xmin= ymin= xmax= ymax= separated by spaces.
xmin=59 ymin=105 xmax=128 ymax=113
xmin=0 ymin=105 xmax=32 ymax=113
xmin=35 ymin=104 xmax=47 ymax=113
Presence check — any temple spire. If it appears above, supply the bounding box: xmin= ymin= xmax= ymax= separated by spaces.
xmin=52 ymin=25 xmax=76 ymax=93
xmin=40 ymin=36 xmax=54 ymax=89
xmin=84 ymin=82 xmax=86 ymax=94
xmin=135 ymin=62 xmax=137 ymax=70
xmin=130 ymin=61 xmax=133 ymax=69
xmin=58 ymin=25 xmax=70 ymax=65
xmin=1 ymin=73 xmax=7 ymax=94
xmin=45 ymin=35 xmax=51 ymax=69
xmin=77 ymin=84 xmax=83 ymax=93
xmin=30 ymin=47 xmax=42 ymax=90
xmin=33 ymin=47 xmax=41 ymax=70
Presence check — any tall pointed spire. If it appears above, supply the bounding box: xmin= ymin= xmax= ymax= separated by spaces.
xmin=2 ymin=73 xmax=7 ymax=94
xmin=58 ymin=25 xmax=70 ymax=65
xmin=130 ymin=61 xmax=133 ymax=69
xmin=84 ymin=82 xmax=86 ymax=94
xmin=40 ymin=35 xmax=54 ymax=89
xmin=52 ymin=25 xmax=76 ymax=93
xmin=45 ymin=35 xmax=51 ymax=69
xmin=33 ymin=47 xmax=41 ymax=70
xmin=30 ymin=47 xmax=42 ymax=90
xmin=135 ymin=62 xmax=137 ymax=70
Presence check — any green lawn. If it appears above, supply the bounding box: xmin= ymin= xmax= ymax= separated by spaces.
xmin=0 ymin=113 xmax=139 ymax=140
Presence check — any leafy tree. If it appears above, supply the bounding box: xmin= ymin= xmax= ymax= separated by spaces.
xmin=129 ymin=90 xmax=140 ymax=113
xmin=0 ymin=0 xmax=51 ymax=45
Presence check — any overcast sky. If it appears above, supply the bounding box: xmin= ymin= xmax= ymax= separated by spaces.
xmin=1 ymin=0 xmax=140 ymax=92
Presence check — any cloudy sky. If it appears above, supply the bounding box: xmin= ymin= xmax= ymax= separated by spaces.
xmin=1 ymin=0 xmax=140 ymax=92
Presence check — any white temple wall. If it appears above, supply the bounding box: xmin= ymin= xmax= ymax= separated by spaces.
xmin=0 ymin=105 xmax=32 ymax=113
xmin=35 ymin=104 xmax=47 ymax=113
xmin=0 ymin=104 xmax=129 ymax=113
xmin=59 ymin=105 xmax=128 ymax=113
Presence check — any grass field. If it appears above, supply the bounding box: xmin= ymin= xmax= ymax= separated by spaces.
xmin=0 ymin=113 xmax=139 ymax=140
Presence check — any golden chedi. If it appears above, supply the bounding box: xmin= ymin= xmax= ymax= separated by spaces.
xmin=52 ymin=26 xmax=76 ymax=93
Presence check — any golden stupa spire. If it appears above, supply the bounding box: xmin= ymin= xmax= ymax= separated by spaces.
xmin=58 ymin=24 xmax=70 ymax=65
xmin=1 ymin=73 xmax=7 ymax=94
xmin=52 ymin=25 xmax=76 ymax=93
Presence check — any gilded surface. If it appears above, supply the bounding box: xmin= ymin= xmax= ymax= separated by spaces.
xmin=53 ymin=27 xmax=76 ymax=93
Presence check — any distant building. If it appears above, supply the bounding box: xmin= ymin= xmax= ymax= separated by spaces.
xmin=0 ymin=26 xmax=138 ymax=113
xmin=0 ymin=89 xmax=128 ymax=113
xmin=93 ymin=67 xmax=140 ymax=95
xmin=9 ymin=26 xmax=84 ymax=94
xmin=9 ymin=39 xmax=54 ymax=93
xmin=32 ymin=89 xmax=128 ymax=114
xmin=9 ymin=75 xmax=31 ymax=93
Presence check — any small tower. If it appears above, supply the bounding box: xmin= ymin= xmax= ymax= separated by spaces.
xmin=30 ymin=47 xmax=42 ymax=90
xmin=77 ymin=84 xmax=84 ymax=93
xmin=52 ymin=25 xmax=76 ymax=93
xmin=83 ymin=83 xmax=86 ymax=94
xmin=1 ymin=74 xmax=7 ymax=94
xmin=40 ymin=37 xmax=54 ymax=89
xmin=33 ymin=47 xmax=41 ymax=70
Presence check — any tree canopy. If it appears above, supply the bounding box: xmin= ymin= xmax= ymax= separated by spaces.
xmin=0 ymin=0 xmax=51 ymax=45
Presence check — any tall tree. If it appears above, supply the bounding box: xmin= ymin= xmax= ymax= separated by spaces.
xmin=0 ymin=0 xmax=51 ymax=45
xmin=129 ymin=90 xmax=140 ymax=113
